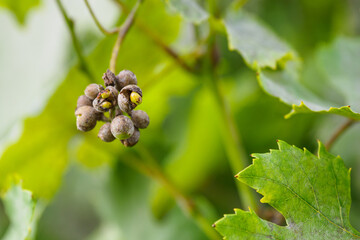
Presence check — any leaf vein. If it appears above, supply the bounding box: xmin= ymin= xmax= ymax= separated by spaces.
xmin=239 ymin=175 xmax=360 ymax=238
xmin=330 ymin=158 xmax=345 ymax=227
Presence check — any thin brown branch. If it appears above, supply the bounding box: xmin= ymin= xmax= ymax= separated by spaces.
xmin=112 ymin=0 xmax=195 ymax=73
xmin=325 ymin=119 xmax=356 ymax=150
xmin=138 ymin=25 xmax=195 ymax=72
xmin=109 ymin=0 xmax=142 ymax=73
xmin=55 ymin=0 xmax=95 ymax=82
xmin=84 ymin=0 xmax=119 ymax=35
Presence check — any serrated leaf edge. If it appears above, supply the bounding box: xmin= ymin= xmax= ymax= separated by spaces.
xmin=225 ymin=141 xmax=360 ymax=239
xmin=285 ymin=102 xmax=360 ymax=120
xmin=255 ymin=69 xmax=360 ymax=120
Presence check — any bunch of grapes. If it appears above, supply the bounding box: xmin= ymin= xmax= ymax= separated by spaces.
xmin=75 ymin=69 xmax=149 ymax=147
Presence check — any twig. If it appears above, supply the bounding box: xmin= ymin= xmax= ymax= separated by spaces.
xmin=84 ymin=0 xmax=119 ymax=35
xmin=109 ymin=0 xmax=142 ymax=73
xmin=325 ymin=119 xmax=356 ymax=150
xmin=55 ymin=0 xmax=95 ymax=82
xmin=112 ymin=0 xmax=195 ymax=73
xmin=207 ymin=38 xmax=257 ymax=210
xmin=138 ymin=26 xmax=195 ymax=72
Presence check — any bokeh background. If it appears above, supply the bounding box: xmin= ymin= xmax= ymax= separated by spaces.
xmin=0 ymin=0 xmax=359 ymax=239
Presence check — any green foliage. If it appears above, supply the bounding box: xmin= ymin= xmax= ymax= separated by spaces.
xmin=1 ymin=184 xmax=42 ymax=240
xmin=257 ymin=37 xmax=360 ymax=120
xmin=1 ymin=0 xmax=360 ymax=239
xmin=0 ymin=70 xmax=81 ymax=199
xmin=214 ymin=141 xmax=360 ymax=239
xmin=151 ymin=86 xmax=225 ymax=217
xmin=224 ymin=8 xmax=360 ymax=120
xmin=0 ymin=0 xmax=40 ymax=24
xmin=36 ymin=164 xmax=209 ymax=240
xmin=224 ymin=10 xmax=295 ymax=70
xmin=166 ymin=0 xmax=208 ymax=24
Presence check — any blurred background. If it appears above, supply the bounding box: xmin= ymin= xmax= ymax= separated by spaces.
xmin=0 ymin=0 xmax=359 ymax=239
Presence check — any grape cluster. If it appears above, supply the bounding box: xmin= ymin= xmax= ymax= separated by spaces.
xmin=75 ymin=69 xmax=149 ymax=147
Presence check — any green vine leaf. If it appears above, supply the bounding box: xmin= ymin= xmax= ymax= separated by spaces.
xmin=214 ymin=140 xmax=360 ymax=239
xmin=224 ymin=10 xmax=295 ymax=70
xmin=2 ymin=184 xmax=42 ymax=240
xmin=167 ymin=0 xmax=209 ymax=24
xmin=0 ymin=0 xmax=40 ymax=25
xmin=258 ymin=37 xmax=360 ymax=120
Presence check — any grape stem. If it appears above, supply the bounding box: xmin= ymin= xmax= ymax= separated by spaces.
xmin=55 ymin=0 xmax=95 ymax=82
xmin=112 ymin=0 xmax=195 ymax=73
xmin=84 ymin=0 xmax=119 ymax=35
xmin=109 ymin=0 xmax=143 ymax=73
xmin=86 ymin=0 xmax=194 ymax=72
xmin=206 ymin=23 xmax=257 ymax=210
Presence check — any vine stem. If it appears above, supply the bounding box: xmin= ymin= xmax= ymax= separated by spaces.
xmin=55 ymin=0 xmax=95 ymax=82
xmin=109 ymin=0 xmax=142 ymax=73
xmin=84 ymin=0 xmax=119 ymax=35
xmin=208 ymin=72 xmax=257 ymax=210
xmin=112 ymin=0 xmax=195 ymax=73
xmin=207 ymin=38 xmax=257 ymax=210
xmin=325 ymin=119 xmax=356 ymax=150
xmin=128 ymin=144 xmax=221 ymax=240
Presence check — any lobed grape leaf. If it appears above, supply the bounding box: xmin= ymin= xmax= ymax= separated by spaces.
xmin=214 ymin=140 xmax=360 ymax=239
xmin=224 ymin=7 xmax=360 ymax=120
xmin=258 ymin=37 xmax=360 ymax=120
xmin=224 ymin=10 xmax=295 ymax=70
xmin=166 ymin=0 xmax=209 ymax=24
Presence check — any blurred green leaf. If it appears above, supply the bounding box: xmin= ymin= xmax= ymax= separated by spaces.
xmin=215 ymin=141 xmax=360 ymax=239
xmin=2 ymin=184 xmax=42 ymax=240
xmin=150 ymin=86 xmax=225 ymax=218
xmin=39 ymin=164 xmax=208 ymax=240
xmin=258 ymin=37 xmax=360 ymax=120
xmin=166 ymin=0 xmax=209 ymax=24
xmin=91 ymin=163 xmax=209 ymax=240
xmin=224 ymin=10 xmax=295 ymax=70
xmin=0 ymin=0 xmax=40 ymax=24
xmin=0 ymin=69 xmax=83 ymax=199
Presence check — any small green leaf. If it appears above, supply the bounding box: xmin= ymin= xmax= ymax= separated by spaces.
xmin=167 ymin=0 xmax=209 ymax=24
xmin=0 ymin=0 xmax=40 ymax=25
xmin=258 ymin=37 xmax=360 ymax=120
xmin=2 ymin=184 xmax=42 ymax=240
xmin=224 ymin=10 xmax=295 ymax=70
xmin=214 ymin=141 xmax=360 ymax=239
